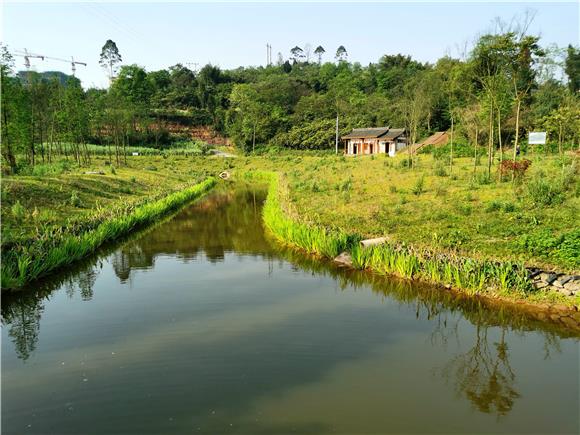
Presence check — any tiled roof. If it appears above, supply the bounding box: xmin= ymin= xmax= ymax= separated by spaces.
xmin=342 ymin=127 xmax=406 ymax=139
xmin=341 ymin=127 xmax=390 ymax=139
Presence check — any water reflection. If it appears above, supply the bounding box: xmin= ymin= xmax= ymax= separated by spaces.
xmin=2 ymin=186 xmax=579 ymax=432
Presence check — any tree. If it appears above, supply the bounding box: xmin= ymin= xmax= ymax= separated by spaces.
xmin=99 ymin=39 xmax=122 ymax=83
xmin=400 ymin=72 xmax=433 ymax=166
xmin=541 ymin=96 xmax=580 ymax=155
xmin=0 ymin=45 xmax=19 ymax=172
xmin=314 ymin=46 xmax=326 ymax=65
xmin=112 ymin=64 xmax=153 ymax=105
xmin=335 ymin=45 xmax=348 ymax=62
xmin=290 ymin=46 xmax=304 ymax=63
xmin=502 ymin=33 xmax=544 ymax=167
xmin=564 ymin=44 xmax=580 ymax=93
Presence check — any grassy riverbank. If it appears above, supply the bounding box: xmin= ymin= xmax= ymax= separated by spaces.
xmin=2 ymin=176 xmax=216 ymax=289
xmin=259 ymin=171 xmax=578 ymax=307
xmin=2 ymin=150 xmax=578 ymax=295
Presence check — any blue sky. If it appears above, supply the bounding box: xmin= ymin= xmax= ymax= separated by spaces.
xmin=2 ymin=1 xmax=579 ymax=88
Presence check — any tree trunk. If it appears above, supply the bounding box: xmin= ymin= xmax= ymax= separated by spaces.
xmin=473 ymin=126 xmax=478 ymax=175
xmin=449 ymin=114 xmax=454 ymax=174
xmin=497 ymin=108 xmax=503 ymax=164
xmin=252 ymin=121 xmax=256 ymax=153
xmin=487 ymin=107 xmax=494 ymax=178
xmin=558 ymin=123 xmax=563 ymax=157
xmin=2 ymin=106 xmax=17 ymax=173
xmin=511 ymin=99 xmax=522 ymax=182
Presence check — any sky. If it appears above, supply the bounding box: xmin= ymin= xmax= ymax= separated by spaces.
xmin=2 ymin=1 xmax=579 ymax=88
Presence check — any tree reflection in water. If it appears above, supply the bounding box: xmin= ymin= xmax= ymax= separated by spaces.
xmin=440 ymin=325 xmax=520 ymax=416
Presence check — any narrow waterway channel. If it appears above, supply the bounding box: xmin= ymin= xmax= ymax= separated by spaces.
xmin=2 ymin=186 xmax=579 ymax=434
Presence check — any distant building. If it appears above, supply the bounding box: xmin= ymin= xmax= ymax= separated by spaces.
xmin=342 ymin=127 xmax=407 ymax=156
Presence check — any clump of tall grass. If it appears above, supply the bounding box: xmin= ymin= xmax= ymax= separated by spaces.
xmin=412 ymin=175 xmax=425 ymax=195
xmin=1 ymin=178 xmax=216 ymax=290
xmin=349 ymin=243 xmax=531 ymax=295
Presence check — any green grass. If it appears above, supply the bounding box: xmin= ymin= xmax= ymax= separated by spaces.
xmin=259 ymin=171 xmax=577 ymax=306
xmin=1 ymin=178 xmax=216 ymax=289
xmin=2 ymin=149 xmax=578 ymax=297
xmin=259 ymin=172 xmax=357 ymax=258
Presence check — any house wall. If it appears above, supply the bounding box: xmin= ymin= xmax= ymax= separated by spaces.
xmin=345 ymin=136 xmax=408 ymax=156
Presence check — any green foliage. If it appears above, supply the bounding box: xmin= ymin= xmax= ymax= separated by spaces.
xmin=272 ymin=119 xmax=338 ymax=150
xmin=518 ymin=229 xmax=580 ymax=268
xmin=524 ymin=176 xmax=565 ymax=207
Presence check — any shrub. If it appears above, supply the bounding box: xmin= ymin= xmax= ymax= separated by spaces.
xmin=389 ymin=185 xmax=397 ymax=194
xmin=110 ymin=165 xmax=117 ymax=175
xmin=498 ymin=159 xmax=531 ymax=181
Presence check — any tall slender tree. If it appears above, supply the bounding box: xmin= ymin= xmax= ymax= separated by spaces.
xmin=99 ymin=39 xmax=122 ymax=84
xmin=314 ymin=46 xmax=326 ymax=65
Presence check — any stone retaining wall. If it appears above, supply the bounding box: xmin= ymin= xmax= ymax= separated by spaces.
xmin=529 ymin=269 xmax=580 ymax=297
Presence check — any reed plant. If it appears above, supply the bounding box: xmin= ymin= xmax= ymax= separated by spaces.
xmin=1 ymin=178 xmax=216 ymax=290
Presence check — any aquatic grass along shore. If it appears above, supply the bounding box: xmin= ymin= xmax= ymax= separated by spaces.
xmin=259 ymin=171 xmax=580 ymax=313
xmin=1 ymin=178 xmax=216 ymax=290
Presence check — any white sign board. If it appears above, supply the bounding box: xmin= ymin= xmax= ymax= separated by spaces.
xmin=132 ymin=152 xmax=139 ymax=156
xmin=528 ymin=132 xmax=547 ymax=145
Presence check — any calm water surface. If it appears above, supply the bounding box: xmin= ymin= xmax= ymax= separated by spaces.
xmin=2 ymin=186 xmax=579 ymax=434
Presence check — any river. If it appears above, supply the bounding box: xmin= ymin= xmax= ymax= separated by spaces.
xmin=2 ymin=186 xmax=578 ymax=434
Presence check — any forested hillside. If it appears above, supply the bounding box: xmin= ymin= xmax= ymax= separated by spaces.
xmin=2 ymin=29 xmax=579 ymax=174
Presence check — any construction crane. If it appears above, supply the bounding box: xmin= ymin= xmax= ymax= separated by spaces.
xmin=14 ymin=49 xmax=45 ymax=69
xmin=14 ymin=49 xmax=87 ymax=76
